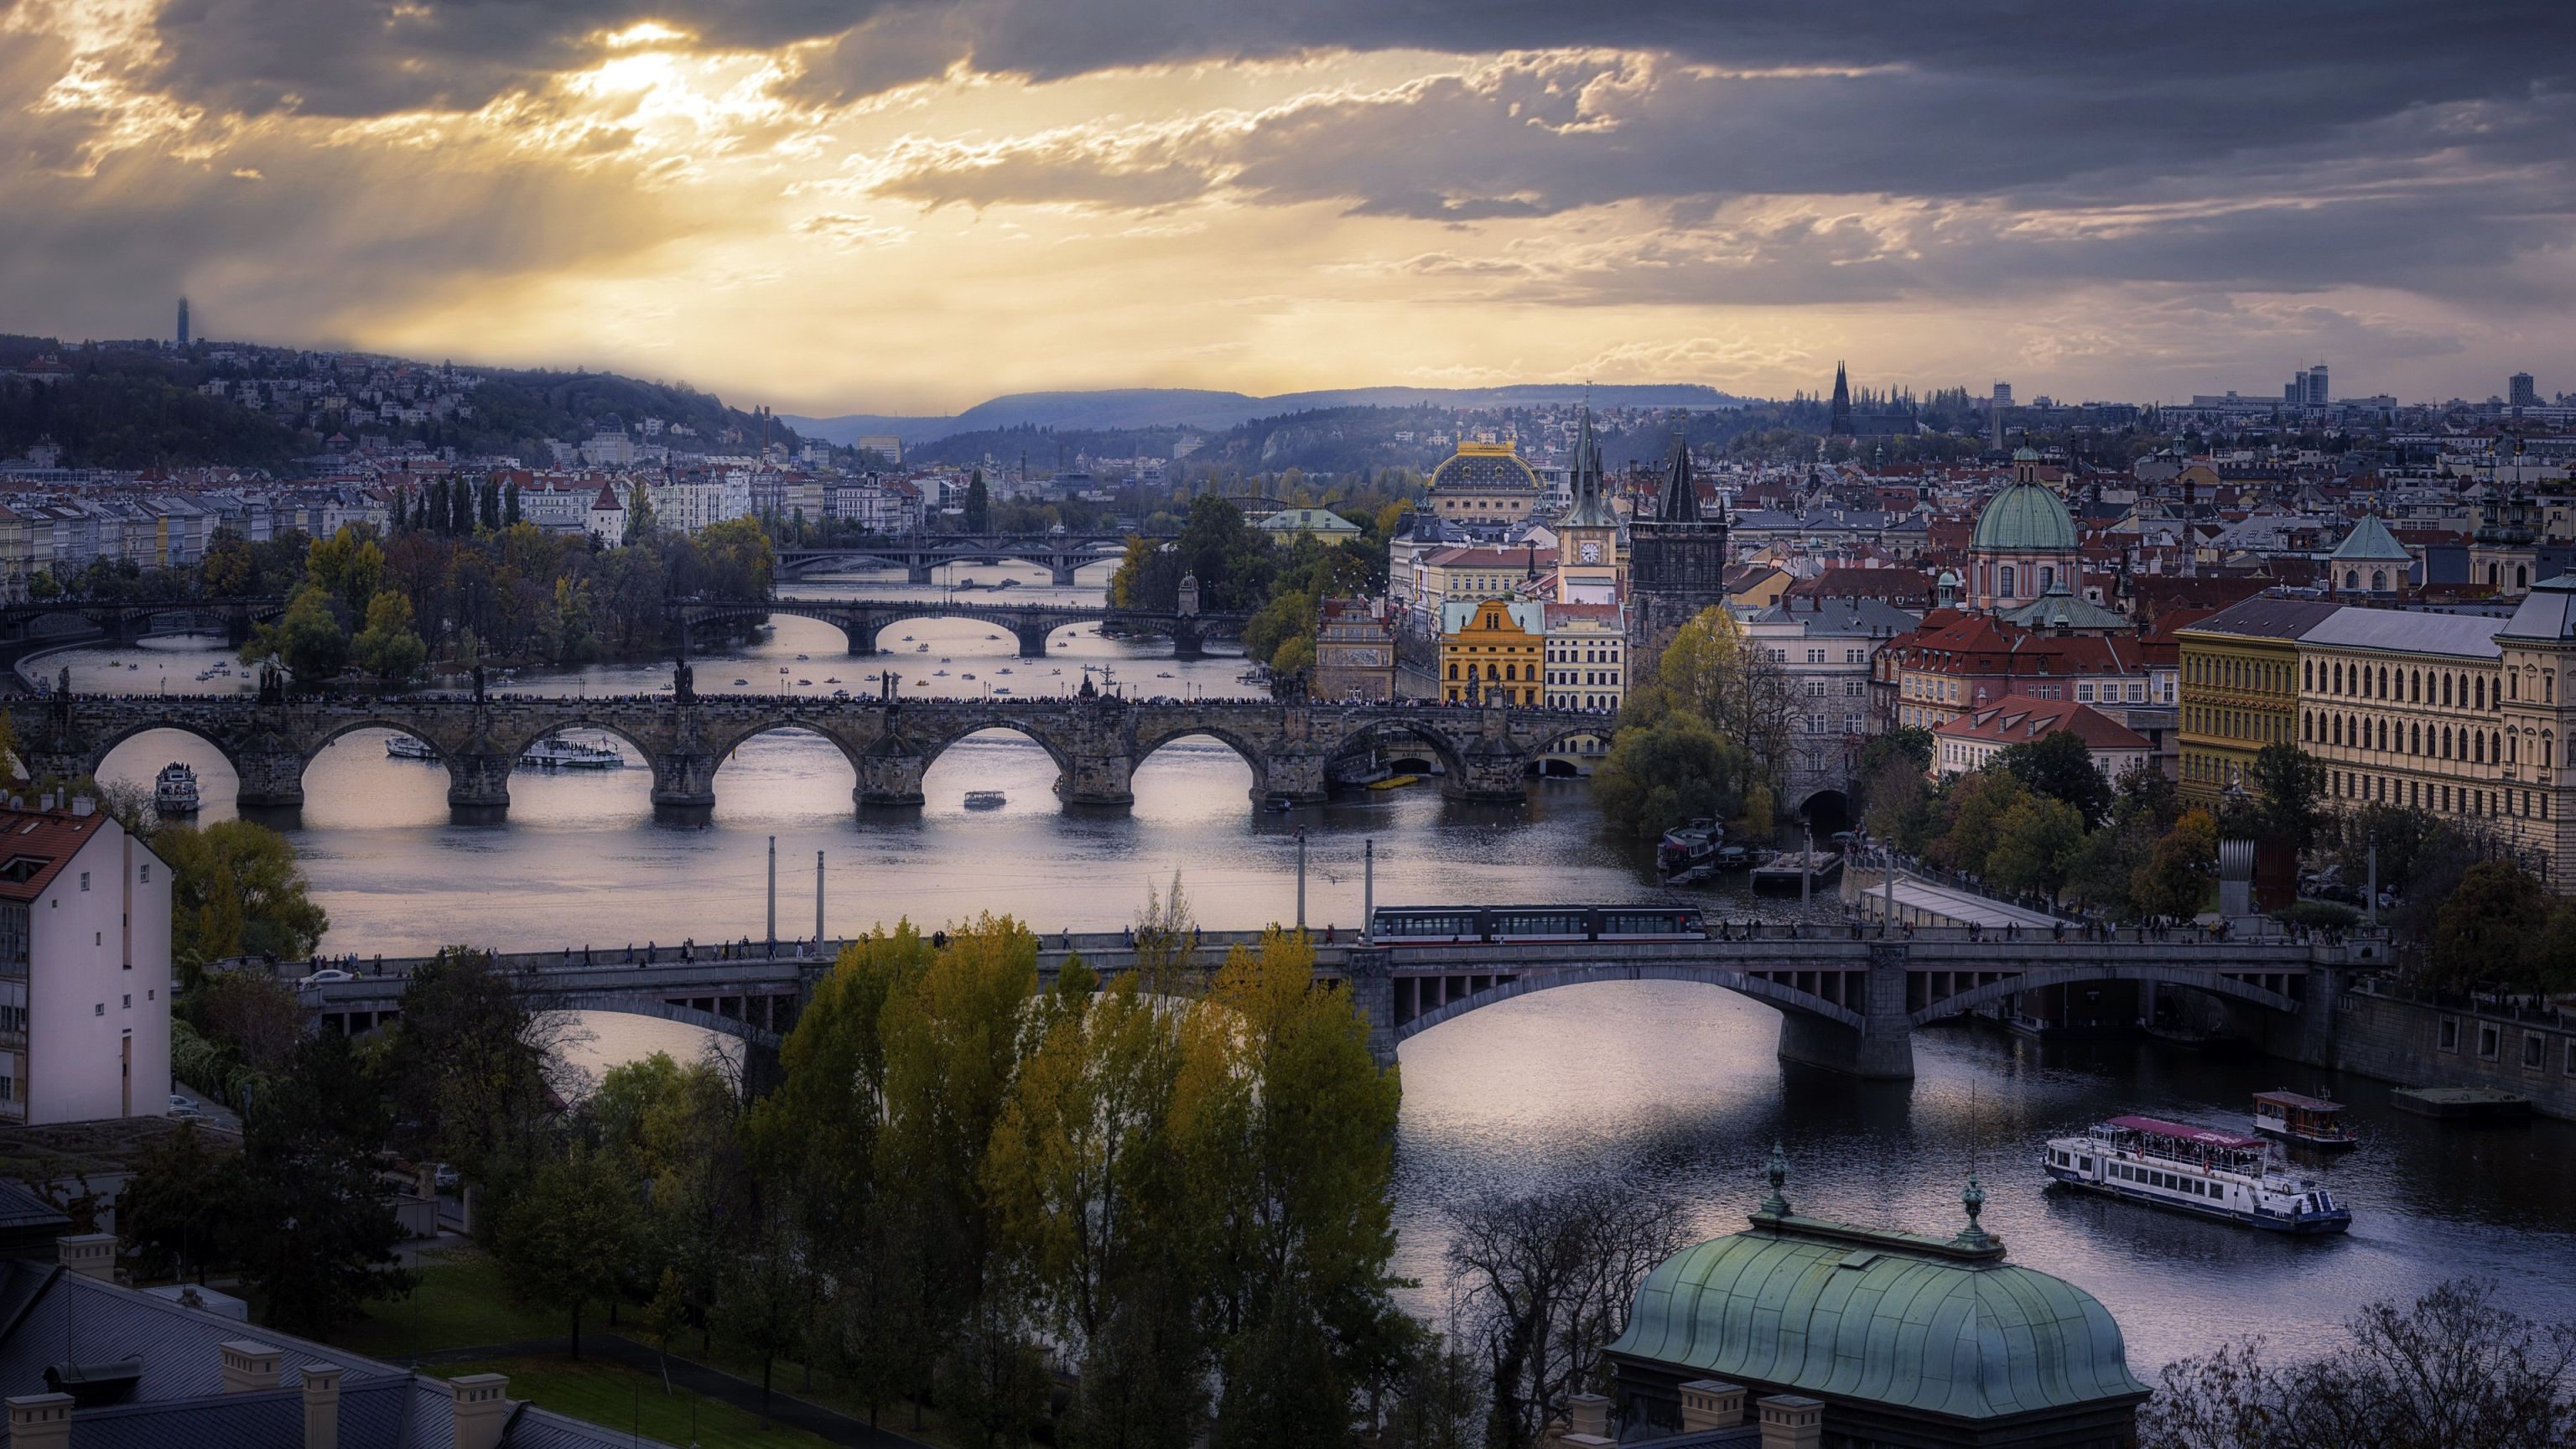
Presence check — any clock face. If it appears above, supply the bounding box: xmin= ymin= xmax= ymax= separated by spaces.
xmin=1579 ymin=541 xmax=1602 ymax=563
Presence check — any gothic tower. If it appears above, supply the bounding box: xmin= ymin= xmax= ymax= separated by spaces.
xmin=1828 ymin=361 xmax=1853 ymax=435
xmin=1626 ymin=430 xmax=1731 ymax=662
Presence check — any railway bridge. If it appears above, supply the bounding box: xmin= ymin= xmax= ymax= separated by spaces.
xmin=682 ymin=597 xmax=1249 ymax=659
xmin=776 ymin=532 xmax=1146 ymax=585
xmin=287 ymin=924 xmax=2373 ymax=1083
xmin=8 ymin=677 xmax=1613 ymax=811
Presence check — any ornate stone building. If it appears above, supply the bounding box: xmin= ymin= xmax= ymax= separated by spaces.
xmin=1965 ymin=449 xmax=2080 ymax=612
xmin=1627 ymin=434 xmax=1731 ymax=662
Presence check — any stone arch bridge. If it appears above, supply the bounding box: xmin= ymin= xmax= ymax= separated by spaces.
xmin=0 ymin=596 xmax=291 ymax=649
xmin=681 ymin=597 xmax=1249 ymax=659
xmin=9 ymin=687 xmax=1615 ymax=811
xmin=293 ymin=927 xmax=2359 ymax=1083
xmin=777 ymin=533 xmax=1145 ymax=586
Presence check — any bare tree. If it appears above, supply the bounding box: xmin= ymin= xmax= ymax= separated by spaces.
xmin=1444 ymin=1182 xmax=1691 ymax=1449
xmin=2141 ymin=1279 xmax=2576 ymax=1449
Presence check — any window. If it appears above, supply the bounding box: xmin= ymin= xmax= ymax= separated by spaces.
xmin=138 ymin=864 xmax=149 ymax=884
xmin=79 ymin=872 xmax=88 ymax=892
xmin=2439 ymin=1018 xmax=2459 ymax=1052
xmin=2479 ymin=1024 xmax=2501 ymax=1061
xmin=2524 ymin=1034 xmax=2545 ymax=1070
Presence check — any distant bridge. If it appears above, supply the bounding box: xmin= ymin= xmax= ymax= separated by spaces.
xmin=0 ymin=596 xmax=290 ymax=649
xmin=287 ymin=923 xmax=2368 ymax=1081
xmin=11 ymin=685 xmax=1613 ymax=811
xmin=686 ymin=597 xmax=1249 ymax=659
xmin=777 ymin=533 xmax=1150 ymax=586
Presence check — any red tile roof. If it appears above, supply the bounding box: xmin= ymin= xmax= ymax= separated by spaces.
xmin=1935 ymin=696 xmax=2151 ymax=751
xmin=0 ymin=808 xmax=108 ymax=903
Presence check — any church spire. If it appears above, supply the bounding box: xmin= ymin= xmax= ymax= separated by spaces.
xmin=1829 ymin=361 xmax=1854 ymax=435
xmin=1659 ymin=430 xmax=1701 ymax=523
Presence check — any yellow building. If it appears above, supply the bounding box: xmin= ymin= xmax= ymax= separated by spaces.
xmin=2176 ymin=595 xmax=2341 ymax=802
xmin=1440 ymin=598 xmax=1546 ymax=706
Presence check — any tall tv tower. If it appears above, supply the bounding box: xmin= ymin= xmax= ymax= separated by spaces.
xmin=175 ymin=296 xmax=190 ymax=346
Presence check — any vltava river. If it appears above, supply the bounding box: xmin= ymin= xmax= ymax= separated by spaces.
xmin=42 ymin=563 xmax=2576 ymax=1374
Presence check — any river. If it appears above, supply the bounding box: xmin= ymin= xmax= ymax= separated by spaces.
xmin=40 ymin=561 xmax=2576 ymax=1374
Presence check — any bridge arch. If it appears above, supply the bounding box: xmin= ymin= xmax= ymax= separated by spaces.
xmin=1514 ymin=717 xmax=1618 ymax=778
xmin=1912 ymin=965 xmax=2296 ymax=1026
xmin=1133 ymin=724 xmax=1272 ymax=793
xmin=704 ymin=718 xmax=866 ymax=781
xmin=545 ymin=992 xmax=783 ymax=1052
xmin=307 ymin=715 xmax=465 ymax=766
xmin=917 ymin=716 xmax=1078 ymax=776
xmin=1396 ymin=963 xmax=1862 ymax=1043
xmin=1325 ymin=715 xmax=1470 ymax=781
xmin=79 ymin=716 xmax=252 ymax=786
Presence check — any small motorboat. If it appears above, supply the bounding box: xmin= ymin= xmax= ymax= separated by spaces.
xmin=994 ymin=687 xmax=1012 ymax=695
xmin=734 ymin=678 xmax=749 ymax=686
xmin=985 ymin=633 xmax=1002 ymax=641
xmin=796 ymin=654 xmax=809 ymax=661
xmin=962 ymin=673 xmax=977 ymax=681
xmin=797 ymin=678 xmax=813 ymax=687
xmin=933 ymin=669 xmax=949 ymax=677
xmin=824 ymin=677 xmax=841 ymax=684
xmin=1156 ymin=672 xmax=1175 ymax=679
xmin=901 ymin=635 xmax=914 ymax=641
xmin=833 ymin=689 xmax=850 ymax=699
xmin=917 ymin=643 xmax=929 ymax=652
xmin=996 ymin=668 xmax=1013 ymax=676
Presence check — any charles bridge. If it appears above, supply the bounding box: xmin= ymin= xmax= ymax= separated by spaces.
xmin=8 ymin=675 xmax=1617 ymax=811
xmin=776 ymin=532 xmax=1144 ymax=586
xmin=286 ymin=922 xmax=2374 ymax=1082
xmin=683 ymin=596 xmax=1249 ymax=658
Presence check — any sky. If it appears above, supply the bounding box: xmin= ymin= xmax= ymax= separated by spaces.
xmin=3 ymin=0 xmax=2573 ymax=416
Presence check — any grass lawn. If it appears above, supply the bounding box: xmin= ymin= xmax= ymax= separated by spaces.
xmin=327 ymin=1245 xmax=572 ymax=1358
xmin=431 ymin=1355 xmax=839 ymax=1449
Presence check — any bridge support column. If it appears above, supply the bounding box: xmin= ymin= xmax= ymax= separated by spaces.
xmin=906 ymin=560 xmax=936 ymax=586
xmin=235 ymin=750 xmax=307 ymax=810
xmin=842 ymin=615 xmax=879 ymax=656
xmin=1169 ymin=621 xmax=1206 ymax=660
xmin=1048 ymin=563 xmax=1079 ymax=588
xmin=1057 ymin=752 xmax=1134 ymax=808
xmin=1260 ymin=753 xmax=1328 ymax=806
xmin=444 ymin=752 xmax=513 ymax=811
xmin=1441 ymin=746 xmax=1530 ymax=803
xmin=854 ymin=750 xmax=927 ymax=808
xmin=1776 ymin=943 xmax=1915 ymax=1079
xmin=1343 ymin=948 xmax=1399 ymax=1071
xmin=226 ymin=605 xmax=253 ymax=649
xmin=1013 ymin=623 xmax=1052 ymax=658
xmin=650 ymin=750 xmax=719 ymax=810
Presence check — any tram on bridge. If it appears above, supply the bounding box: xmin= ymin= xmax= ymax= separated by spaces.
xmin=1368 ymin=904 xmax=1705 ymax=944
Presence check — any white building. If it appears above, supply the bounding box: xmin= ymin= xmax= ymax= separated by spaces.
xmin=0 ymin=798 xmax=173 ymax=1124
xmin=646 ymin=470 xmax=752 ymax=536
xmin=585 ymin=483 xmax=626 ymax=545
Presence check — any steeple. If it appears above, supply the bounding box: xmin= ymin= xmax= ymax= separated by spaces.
xmin=1561 ymin=406 xmax=1618 ymax=529
xmin=1829 ymin=361 xmax=1853 ymax=435
xmin=1659 ymin=431 xmax=1701 ymax=523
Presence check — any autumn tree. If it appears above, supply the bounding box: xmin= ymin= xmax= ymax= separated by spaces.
xmin=1987 ymin=795 xmax=2088 ymax=906
xmin=496 ymin=1141 xmax=646 ymax=1358
xmin=2133 ymin=808 xmax=2220 ymax=920
xmin=156 ymin=819 xmax=330 ymax=964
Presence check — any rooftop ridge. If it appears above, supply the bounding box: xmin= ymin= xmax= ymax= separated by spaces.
xmin=1744 ymin=1208 xmax=2010 ymax=1264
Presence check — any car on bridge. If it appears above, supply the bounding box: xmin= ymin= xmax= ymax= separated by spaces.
xmin=299 ymin=967 xmax=356 ymax=988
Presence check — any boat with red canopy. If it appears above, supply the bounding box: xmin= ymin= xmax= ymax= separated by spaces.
xmin=2041 ymin=1114 xmax=2351 ymax=1233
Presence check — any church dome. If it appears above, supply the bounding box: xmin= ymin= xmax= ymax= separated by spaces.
xmin=1607 ymin=1204 xmax=2148 ymax=1422
xmin=1970 ymin=481 xmax=2077 ymax=553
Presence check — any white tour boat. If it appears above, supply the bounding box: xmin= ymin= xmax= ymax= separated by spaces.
xmin=2042 ymin=1114 xmax=2350 ymax=1234
xmin=153 ymin=762 xmax=200 ymax=814
xmin=963 ymin=790 xmax=1007 ymax=809
xmin=523 ymin=736 xmax=623 ymax=770
xmin=385 ymin=735 xmax=439 ymax=761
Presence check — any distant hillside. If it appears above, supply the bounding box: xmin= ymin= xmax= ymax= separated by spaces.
xmin=786 ymin=382 xmax=1748 ymax=449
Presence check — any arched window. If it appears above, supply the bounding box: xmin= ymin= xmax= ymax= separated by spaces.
xmin=2439 ymin=727 xmax=2450 ymax=760
xmin=2303 ymin=711 xmax=2314 ymax=742
xmin=2000 ymin=565 xmax=2018 ymax=598
xmin=2039 ymin=565 xmax=2055 ymax=592
xmin=2411 ymin=670 xmax=2423 ymax=702
xmin=2371 ymin=569 xmax=2388 ymax=591
xmin=2475 ymin=731 xmax=2485 ymax=764
xmin=2380 ymin=667 xmax=2391 ymax=697
xmin=2442 ymin=675 xmax=2453 ymax=707
xmin=2304 ymin=660 xmax=2314 ymax=691
xmin=2521 ymin=564 xmax=2531 ymax=589
xmin=2475 ymin=677 xmax=2485 ymax=709
xmin=2345 ymin=569 xmax=2360 ymax=590
xmin=2411 ymin=722 xmax=2423 ymax=753
xmin=1447 ymin=663 xmax=1458 ymax=679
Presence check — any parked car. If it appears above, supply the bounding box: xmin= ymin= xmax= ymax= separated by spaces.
xmin=433 ymin=1164 xmax=460 ymax=1192
xmin=299 ymin=968 xmax=355 ymax=987
xmin=168 ymin=1093 xmax=198 ymax=1113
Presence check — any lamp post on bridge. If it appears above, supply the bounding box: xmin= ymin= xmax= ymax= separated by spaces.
xmin=1295 ymin=827 xmax=1307 ymax=932
xmin=767 ymin=834 xmax=777 ymax=946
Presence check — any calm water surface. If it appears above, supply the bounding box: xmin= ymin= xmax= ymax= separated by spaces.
xmin=43 ymin=564 xmax=2576 ymax=1372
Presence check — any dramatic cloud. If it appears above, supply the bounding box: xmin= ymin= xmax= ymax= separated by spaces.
xmin=3 ymin=0 xmax=2573 ymax=409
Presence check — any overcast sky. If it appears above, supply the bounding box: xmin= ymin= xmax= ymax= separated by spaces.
xmin=4 ymin=0 xmax=2571 ymax=413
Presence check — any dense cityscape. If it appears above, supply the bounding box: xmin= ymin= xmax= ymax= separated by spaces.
xmin=4 ymin=2 xmax=2576 ymax=1446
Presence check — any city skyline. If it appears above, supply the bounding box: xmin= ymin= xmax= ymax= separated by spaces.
xmin=3 ymin=0 xmax=2573 ymax=413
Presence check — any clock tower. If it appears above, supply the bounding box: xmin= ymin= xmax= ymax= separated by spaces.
xmin=1557 ymin=408 xmax=1621 ymax=605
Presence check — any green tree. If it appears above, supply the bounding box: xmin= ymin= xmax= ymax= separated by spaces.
xmin=1987 ymin=796 xmax=2087 ymax=906
xmin=304 ymin=526 xmax=386 ymax=617
xmin=243 ymin=583 xmax=348 ymax=683
xmin=496 ymin=1141 xmax=645 ymax=1358
xmin=231 ymin=1034 xmax=413 ymax=1333
xmin=382 ymin=949 xmax=569 ymax=1194
xmin=2429 ymin=861 xmax=2549 ymax=989
xmin=351 ymin=589 xmax=427 ymax=683
xmin=964 ymin=471 xmax=991 ymax=531
xmin=2134 ymin=808 xmax=2220 ymax=920
xmin=1926 ymin=769 xmax=2030 ymax=878
xmin=1997 ymin=728 xmax=2113 ymax=826
xmin=1592 ymin=713 xmax=1749 ymax=839
xmin=2247 ymin=741 xmax=2329 ymax=852
xmin=117 ymin=1120 xmax=236 ymax=1282
xmin=155 ymin=819 xmax=330 ymax=963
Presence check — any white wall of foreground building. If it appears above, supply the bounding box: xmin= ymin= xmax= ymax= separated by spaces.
xmin=0 ymin=801 xmax=172 ymax=1125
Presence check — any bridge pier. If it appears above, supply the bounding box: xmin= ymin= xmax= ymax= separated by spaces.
xmin=1344 ymin=948 xmax=1399 ymax=1070
xmin=842 ymin=614 xmax=880 ymax=656
xmin=1012 ymin=623 xmax=1053 ymax=658
xmin=1057 ymin=752 xmax=1134 ymax=808
xmin=1170 ymin=621 xmax=1206 ymax=660
xmin=1048 ymin=564 xmax=1079 ymax=588
xmin=854 ymin=749 xmax=927 ymax=808
xmin=1260 ymin=753 xmax=1327 ymax=806
xmin=1442 ymin=748 xmax=1531 ymax=803
xmin=650 ymin=750 xmax=719 ymax=810
xmin=906 ymin=559 xmax=936 ymax=586
xmin=235 ymin=750 xmax=308 ymax=810
xmin=1776 ymin=943 xmax=1915 ymax=1078
xmin=444 ymin=751 xmax=513 ymax=811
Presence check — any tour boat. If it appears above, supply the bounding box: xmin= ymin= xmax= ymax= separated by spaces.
xmin=385 ymin=735 xmax=439 ymax=762
xmin=523 ymin=737 xmax=622 ymax=770
xmin=2252 ymin=1091 xmax=2360 ymax=1150
xmin=153 ymin=762 xmax=200 ymax=814
xmin=963 ymin=790 xmax=1006 ymax=809
xmin=1658 ymin=818 xmax=1723 ymax=880
xmin=2042 ymin=1116 xmax=2351 ymax=1233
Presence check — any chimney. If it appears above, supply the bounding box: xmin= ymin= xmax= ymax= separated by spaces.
xmin=220 ymin=1340 xmax=283 ymax=1394
xmin=68 ymin=796 xmax=93 ymax=818
xmin=449 ymin=1372 xmax=510 ymax=1449
xmin=6 ymin=1394 xmax=72 ymax=1449
xmin=55 ymin=1233 xmax=116 ymax=1282
xmin=302 ymin=1364 xmax=343 ymax=1449
xmin=1757 ymin=1394 xmax=1823 ymax=1449
xmin=1677 ymin=1380 xmax=1747 ymax=1431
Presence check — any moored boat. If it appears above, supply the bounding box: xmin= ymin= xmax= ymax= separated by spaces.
xmin=153 ymin=762 xmax=200 ymax=814
xmin=2252 ymin=1091 xmax=2360 ymax=1149
xmin=385 ymin=735 xmax=439 ymax=761
xmin=1658 ymin=818 xmax=1722 ymax=880
xmin=963 ymin=790 xmax=1006 ymax=809
xmin=523 ymin=736 xmax=623 ymax=769
xmin=2042 ymin=1115 xmax=2350 ymax=1233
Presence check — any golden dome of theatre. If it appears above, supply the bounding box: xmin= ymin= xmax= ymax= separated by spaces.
xmin=1429 ymin=441 xmax=1542 ymax=492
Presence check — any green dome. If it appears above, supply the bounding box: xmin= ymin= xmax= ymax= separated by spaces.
xmin=1607 ymin=1216 xmax=2148 ymax=1421
xmin=1970 ymin=481 xmax=2078 ymax=553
